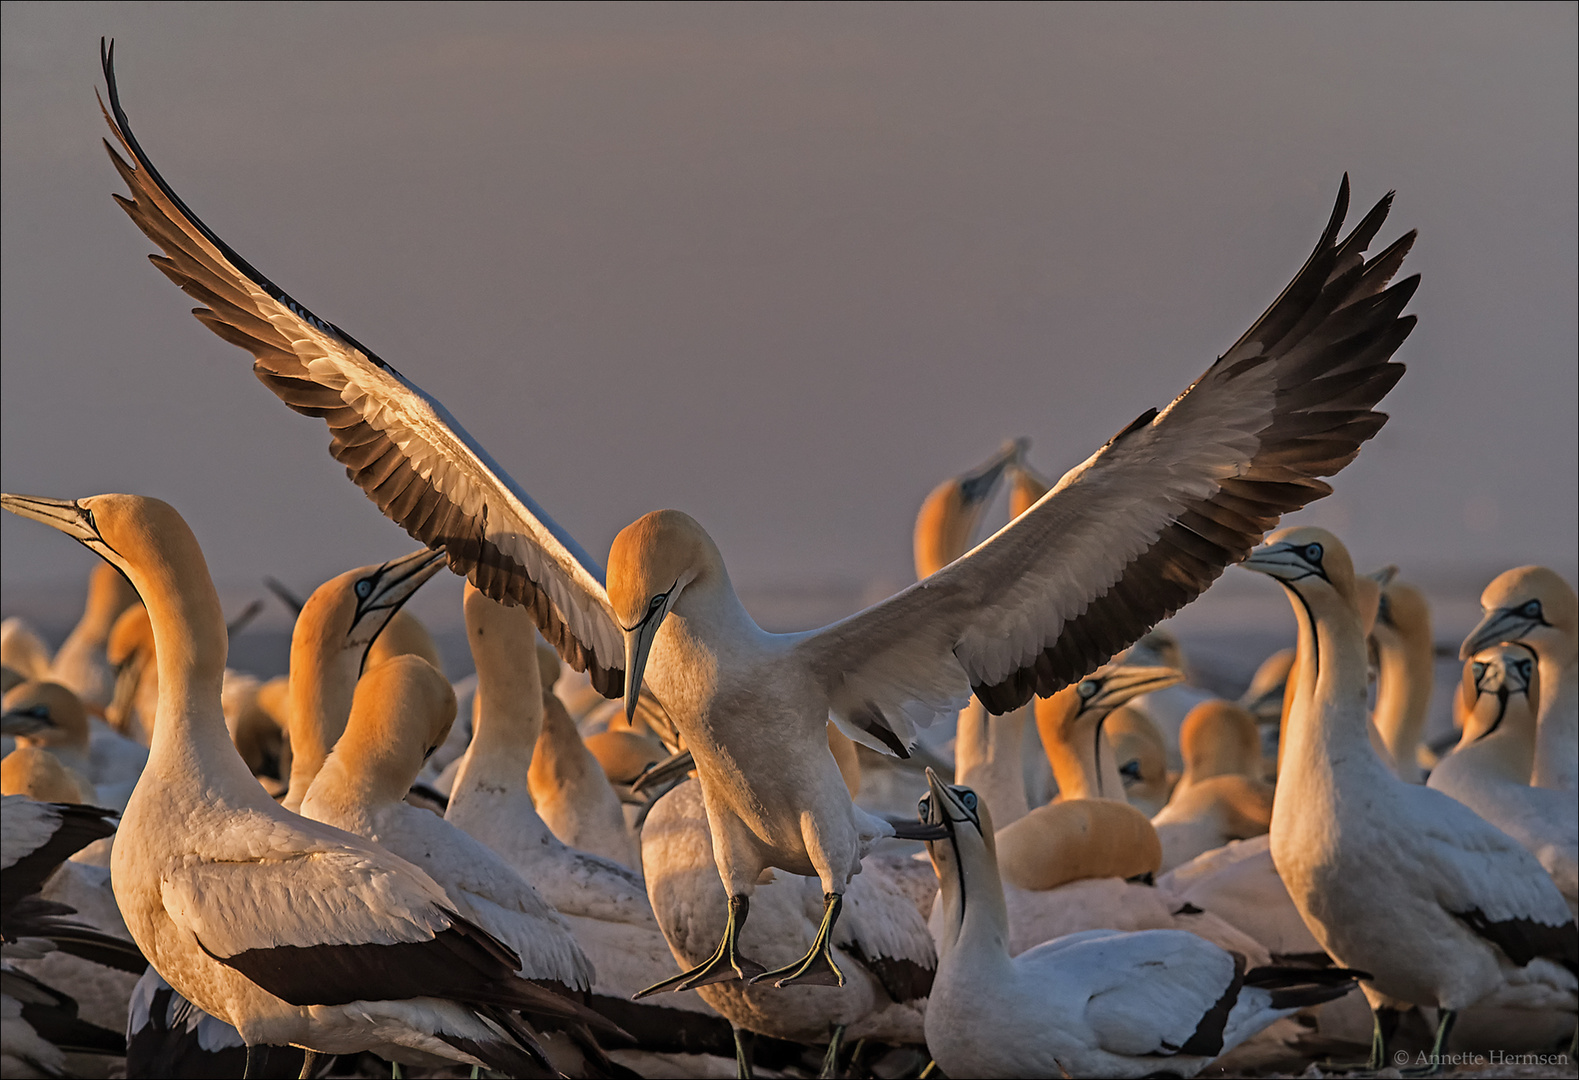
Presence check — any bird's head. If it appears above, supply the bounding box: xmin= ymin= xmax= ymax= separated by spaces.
xmin=295 ymin=549 xmax=446 ymax=679
xmin=1243 ymin=526 xmax=1359 ymax=610
xmin=608 ymin=510 xmax=717 ymax=721
xmin=1460 ymin=566 xmax=1577 ymax=663
xmin=1462 ymin=642 xmax=1539 ymax=743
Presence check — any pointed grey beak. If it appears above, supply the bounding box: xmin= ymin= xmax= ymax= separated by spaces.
xmin=958 ymin=437 xmax=1029 ymax=509
xmin=1083 ymin=665 xmax=1185 ymax=714
xmin=629 ymin=748 xmax=694 ymax=794
xmin=1 ymin=709 xmax=55 ymax=738
xmin=1242 ymin=543 xmax=1312 ymax=581
xmin=1460 ymin=606 xmax=1543 ymax=661
xmin=623 ymin=599 xmax=670 ymax=722
xmin=351 ymin=548 xmax=446 ymax=635
xmin=1 ymin=494 xmax=100 ymax=543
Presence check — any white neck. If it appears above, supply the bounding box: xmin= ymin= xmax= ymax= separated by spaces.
xmin=935 ymin=834 xmax=1015 ymax=979
xmin=1372 ymin=627 xmax=1433 ymax=783
xmin=1532 ymin=655 xmax=1578 ymax=791
xmin=448 ymin=650 xmax=556 ymax=849
xmin=283 ymin=647 xmax=359 ymax=813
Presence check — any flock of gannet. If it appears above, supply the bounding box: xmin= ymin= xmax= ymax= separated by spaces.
xmin=1 ymin=39 xmax=1575 ymax=1080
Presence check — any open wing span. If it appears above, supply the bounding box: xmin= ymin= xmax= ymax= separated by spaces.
xmin=98 ymin=43 xmax=624 ymax=695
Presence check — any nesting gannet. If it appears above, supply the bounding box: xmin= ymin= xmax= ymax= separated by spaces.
xmin=99 ymin=43 xmax=1417 ymax=995
xmin=1103 ymin=706 xmax=1174 ymax=815
xmin=1035 ymin=666 xmax=1185 ymax=803
xmin=48 ymin=563 xmax=141 ymax=711
xmin=926 ymin=789 xmax=1267 ymax=962
xmin=299 ymin=654 xmax=598 ymax=994
xmin=1371 ymin=577 xmax=1435 ymax=782
xmin=918 ymin=771 xmax=1363 ymax=1078
xmin=643 ymin=779 xmax=933 ymax=1062
xmin=1430 ymin=645 xmax=1578 ymax=913
xmin=1150 ymin=700 xmax=1274 ymax=871
xmin=446 ymin=585 xmax=730 ymax=1047
xmin=2 ymin=680 xmax=144 ymax=810
xmin=529 ymin=643 xmax=643 ymax=871
xmin=279 ymin=547 xmax=446 ymax=811
xmin=2 ymin=492 xmax=603 ymax=1072
xmin=925 ymin=442 xmax=1033 ymax=828
xmin=106 ymin=603 xmax=156 ymax=743
xmin=1248 ymin=526 xmax=1578 ymax=1069
xmin=1461 ymin=566 xmax=1578 ymax=793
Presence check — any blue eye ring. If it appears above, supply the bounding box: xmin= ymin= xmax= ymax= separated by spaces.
xmin=355 ymin=579 xmax=374 ymax=598
xmin=1303 ymin=543 xmax=1324 ymax=563
xmin=1522 ymin=599 xmax=1542 ymax=618
xmin=916 ymin=794 xmax=932 ymax=820
xmin=1077 ymin=681 xmax=1099 ymax=700
xmin=960 ymin=790 xmax=978 ymax=811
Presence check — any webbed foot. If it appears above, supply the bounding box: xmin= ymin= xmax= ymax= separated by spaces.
xmin=751 ymin=892 xmax=846 ymax=989
xmin=635 ymin=894 xmax=765 ymax=997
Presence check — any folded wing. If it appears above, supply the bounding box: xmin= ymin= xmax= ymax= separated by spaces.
xmin=97 ymin=43 xmax=624 ymax=695
xmin=802 ymin=179 xmax=1416 ymax=753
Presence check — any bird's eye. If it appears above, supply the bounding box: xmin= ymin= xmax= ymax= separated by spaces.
xmin=356 ymin=579 xmax=374 ymax=599
xmin=26 ymin=704 xmax=49 ymax=719
xmin=1471 ymin=662 xmax=1487 ymax=682
xmin=1120 ymin=759 xmax=1142 ymax=783
xmin=1516 ymin=660 xmax=1532 ymax=679
xmin=1303 ymin=543 xmax=1324 ymax=563
xmin=960 ymin=790 xmax=978 ymax=811
xmin=1077 ymin=681 xmax=1099 ymax=700
xmin=916 ymin=795 xmax=932 ymax=820
xmin=1521 ymin=600 xmax=1542 ymax=619
xmin=650 ymin=595 xmax=665 ymax=612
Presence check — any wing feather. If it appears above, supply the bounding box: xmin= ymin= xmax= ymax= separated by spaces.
xmin=801 ymin=178 xmax=1416 ymax=749
xmin=97 ymin=44 xmax=624 ymax=695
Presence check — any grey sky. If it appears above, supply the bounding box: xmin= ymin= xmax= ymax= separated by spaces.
xmin=4 ymin=3 xmax=1575 ymax=631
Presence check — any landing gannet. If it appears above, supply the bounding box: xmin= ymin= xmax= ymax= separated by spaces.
xmin=1461 ymin=566 xmax=1578 ymax=792
xmin=1248 ymin=527 xmax=1578 ymax=1070
xmin=1430 ymin=645 xmax=1578 ymax=912
xmin=2 ymin=492 xmax=596 ymax=1072
xmin=49 ymin=562 xmax=140 ymax=709
xmin=918 ymin=771 xmax=1364 ymax=1078
xmin=280 ymin=548 xmax=446 ymax=811
xmin=98 ymin=42 xmax=1417 ymax=994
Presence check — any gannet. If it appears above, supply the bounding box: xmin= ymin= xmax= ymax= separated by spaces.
xmin=1035 ymin=665 xmax=1185 ymax=802
xmin=1248 ymin=527 xmax=1578 ymax=1070
xmin=1122 ymin=631 xmax=1217 ymax=769
xmin=1151 ymin=699 xmax=1274 ymax=871
xmin=2 ymin=492 xmax=599 ymax=1072
xmin=298 ymin=654 xmax=599 ymax=999
xmin=98 ymin=41 xmax=1417 ymax=994
xmin=446 ymin=585 xmax=731 ymax=1047
xmin=2 ymin=680 xmax=145 ymax=810
xmin=279 ymin=547 xmax=446 ymax=811
xmin=1461 ymin=566 xmax=1578 ymax=793
xmin=529 ymin=642 xmax=643 ymax=871
xmin=1240 ymin=647 xmax=1295 ymax=725
xmin=364 ymin=608 xmax=444 ymax=676
xmin=48 ymin=562 xmax=140 ymax=710
xmin=2 ymin=964 xmax=125 ymax=1076
xmin=918 ymin=771 xmax=1364 ymax=1078
xmin=1 ymin=747 xmax=96 ymax=805
xmin=1371 ymin=577 xmax=1435 ymax=782
xmin=926 ymin=789 xmax=1268 ymax=962
xmin=1103 ymin=706 xmax=1174 ymax=814
xmin=1430 ymin=645 xmax=1578 ymax=913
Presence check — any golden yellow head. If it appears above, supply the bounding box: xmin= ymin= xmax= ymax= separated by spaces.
xmin=607 ymin=510 xmax=715 ymax=629
xmin=1246 ymin=526 xmax=1359 ymax=608
xmin=1462 ymin=565 xmax=1578 ymax=661
xmin=3 ymin=680 xmax=90 ymax=751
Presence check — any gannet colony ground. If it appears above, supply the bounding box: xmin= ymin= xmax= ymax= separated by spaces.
xmin=2 ymin=13 xmax=1575 ymax=1080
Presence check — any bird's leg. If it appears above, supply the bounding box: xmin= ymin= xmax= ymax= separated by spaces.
xmin=1401 ymin=1009 xmax=1456 ymax=1078
xmin=751 ymin=892 xmax=846 ymax=988
xmin=243 ymin=1045 xmax=257 ymax=1080
xmin=390 ymin=1062 xmax=404 ymax=1079
xmin=634 ymin=894 xmax=766 ymax=997
xmin=818 ymin=1023 xmax=846 ymax=1079
xmin=1321 ymin=1006 xmax=1401 ymax=1074
xmin=733 ymin=1026 xmax=755 ymax=1080
xmin=297 ymin=1048 xmax=319 ymax=1080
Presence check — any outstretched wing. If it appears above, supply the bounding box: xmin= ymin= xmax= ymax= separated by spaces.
xmin=802 ymin=178 xmax=1416 ymax=753
xmin=97 ymin=43 xmax=624 ymax=695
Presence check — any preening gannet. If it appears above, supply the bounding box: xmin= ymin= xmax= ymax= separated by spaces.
xmin=918 ymin=771 xmax=1364 ymax=1079
xmin=280 ymin=547 xmax=446 ymax=811
xmin=1430 ymin=645 xmax=1578 ymax=912
xmin=1248 ymin=527 xmax=1578 ymax=1070
xmin=98 ymin=41 xmax=1417 ymax=996
xmin=1461 ymin=566 xmax=1578 ymax=793
xmin=2 ymin=492 xmax=593 ymax=1072
xmin=49 ymin=562 xmax=140 ymax=709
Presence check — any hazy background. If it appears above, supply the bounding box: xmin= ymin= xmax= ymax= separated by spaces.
xmin=4 ymin=3 xmax=1575 ymax=702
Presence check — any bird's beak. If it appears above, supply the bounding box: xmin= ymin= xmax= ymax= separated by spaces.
xmin=1460 ymin=606 xmax=1541 ymax=661
xmin=1242 ymin=681 xmax=1287 ymax=723
xmin=1 ymin=494 xmax=100 ymax=544
xmin=1241 ymin=542 xmax=1309 ymax=581
xmin=349 ymin=548 xmax=447 ymax=652
xmin=1 ymin=710 xmax=53 ymax=738
xmin=623 ymin=600 xmax=669 ymax=722
xmin=958 ymin=437 xmax=1029 ymax=510
xmin=1088 ymin=665 xmax=1184 ymax=712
